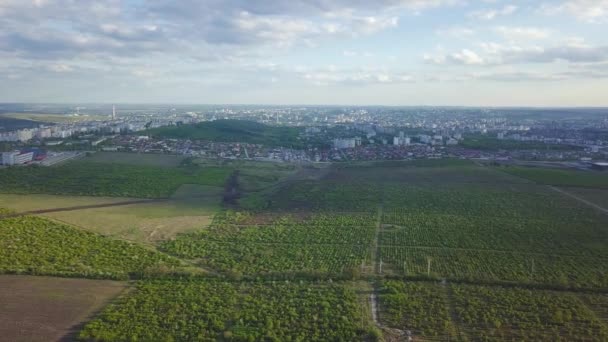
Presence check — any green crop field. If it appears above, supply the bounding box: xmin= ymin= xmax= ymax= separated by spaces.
xmin=379 ymin=280 xmax=608 ymax=341
xmin=0 ymin=162 xmax=231 ymax=198
xmin=564 ymin=187 xmax=608 ymax=209
xmin=79 ymin=280 xmax=378 ymax=342
xmin=3 ymin=157 xmax=608 ymax=341
xmin=0 ymin=214 xmax=181 ymax=279
xmin=161 ymin=212 xmax=376 ymax=276
xmin=500 ymin=166 xmax=608 ymax=188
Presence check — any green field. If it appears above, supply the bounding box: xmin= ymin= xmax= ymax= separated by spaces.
xmin=0 ymin=162 xmax=231 ymax=198
xmin=0 ymin=185 xmax=222 ymax=244
xmin=461 ymin=134 xmax=582 ymax=151
xmin=146 ymin=119 xmax=304 ymax=148
xmin=0 ymin=214 xmax=181 ymax=279
xmin=161 ymin=212 xmax=376 ymax=277
xmin=3 ymin=157 xmax=608 ymax=341
xmin=79 ymin=280 xmax=377 ymax=341
xmin=564 ymin=187 xmax=608 ymax=209
xmin=500 ymin=166 xmax=608 ymax=188
xmin=379 ymin=280 xmax=608 ymax=341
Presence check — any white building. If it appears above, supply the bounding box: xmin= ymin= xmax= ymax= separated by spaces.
xmin=333 ymin=138 xmax=356 ymax=149
xmin=17 ymin=129 xmax=33 ymax=142
xmin=0 ymin=132 xmax=18 ymax=142
xmin=393 ymin=136 xmax=411 ymax=146
xmin=35 ymin=128 xmax=52 ymax=139
xmin=1 ymin=151 xmax=33 ymax=165
xmin=418 ymin=134 xmax=431 ymax=144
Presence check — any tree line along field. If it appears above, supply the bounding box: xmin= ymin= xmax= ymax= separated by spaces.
xmin=0 ymin=162 xmax=231 ymax=198
xmin=145 ymin=119 xmax=305 ymax=148
xmin=79 ymin=279 xmax=378 ymax=342
xmin=379 ymin=280 xmax=608 ymax=341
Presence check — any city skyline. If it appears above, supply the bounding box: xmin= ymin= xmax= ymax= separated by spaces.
xmin=1 ymin=0 xmax=607 ymax=106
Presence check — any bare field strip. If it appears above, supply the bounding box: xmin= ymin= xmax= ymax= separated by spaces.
xmin=0 ymin=275 xmax=127 ymax=342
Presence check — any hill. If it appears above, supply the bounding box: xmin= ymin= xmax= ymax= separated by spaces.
xmin=145 ymin=120 xmax=303 ymax=147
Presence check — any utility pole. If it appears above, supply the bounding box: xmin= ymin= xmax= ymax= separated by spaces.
xmin=531 ymin=258 xmax=535 ymax=276
xmin=427 ymin=257 xmax=432 ymax=276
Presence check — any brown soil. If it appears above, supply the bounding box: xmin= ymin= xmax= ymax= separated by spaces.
xmin=0 ymin=275 xmax=127 ymax=342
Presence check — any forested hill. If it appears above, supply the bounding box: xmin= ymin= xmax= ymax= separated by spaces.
xmin=145 ymin=120 xmax=303 ymax=147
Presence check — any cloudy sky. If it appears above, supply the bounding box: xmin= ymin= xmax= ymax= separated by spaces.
xmin=1 ymin=0 xmax=607 ymax=106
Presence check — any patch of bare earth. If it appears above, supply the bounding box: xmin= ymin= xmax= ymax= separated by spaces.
xmin=0 ymin=275 xmax=127 ymax=342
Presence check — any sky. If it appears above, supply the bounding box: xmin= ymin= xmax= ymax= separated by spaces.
xmin=0 ymin=0 xmax=607 ymax=106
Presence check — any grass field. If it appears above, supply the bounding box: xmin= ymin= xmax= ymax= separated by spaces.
xmin=0 ymin=275 xmax=127 ymax=342
xmin=0 ymin=184 xmax=222 ymax=244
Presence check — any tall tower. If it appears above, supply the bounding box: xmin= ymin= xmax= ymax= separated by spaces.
xmin=112 ymin=105 xmax=116 ymax=120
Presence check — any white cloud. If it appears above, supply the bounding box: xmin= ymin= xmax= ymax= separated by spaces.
xmin=300 ymin=66 xmax=414 ymax=85
xmin=469 ymin=5 xmax=518 ymax=20
xmin=343 ymin=50 xmax=374 ymax=57
xmin=494 ymin=26 xmax=551 ymax=40
xmin=436 ymin=27 xmax=476 ymax=38
xmin=426 ymin=42 xmax=608 ymax=66
xmin=450 ymin=49 xmax=485 ymax=64
xmin=541 ymin=0 xmax=608 ymax=23
xmin=47 ymin=64 xmax=74 ymax=73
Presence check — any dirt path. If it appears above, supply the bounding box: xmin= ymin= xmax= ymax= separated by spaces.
xmin=0 ymin=199 xmax=165 ymax=219
xmin=370 ymin=292 xmax=379 ymax=324
xmin=548 ymin=186 xmax=608 ymax=215
xmin=443 ymin=280 xmax=467 ymax=342
xmin=372 ymin=204 xmax=384 ymax=274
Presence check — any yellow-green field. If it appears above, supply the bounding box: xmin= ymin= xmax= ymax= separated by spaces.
xmin=0 ymin=184 xmax=222 ymax=245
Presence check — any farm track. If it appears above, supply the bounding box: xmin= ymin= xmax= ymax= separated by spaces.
xmin=0 ymin=199 xmax=166 ymax=219
xmin=443 ymin=282 xmax=468 ymax=342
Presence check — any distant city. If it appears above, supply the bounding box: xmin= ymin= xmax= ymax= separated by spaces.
xmin=1 ymin=104 xmax=608 ymax=169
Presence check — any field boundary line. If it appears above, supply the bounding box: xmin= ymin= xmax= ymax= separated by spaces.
xmin=548 ymin=186 xmax=608 ymax=215
xmin=0 ymin=199 xmax=166 ymax=219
